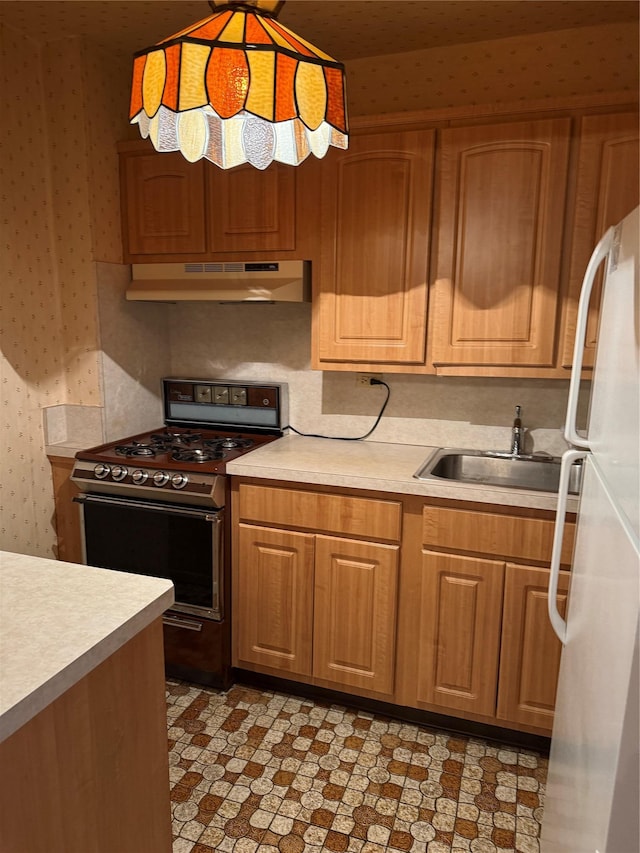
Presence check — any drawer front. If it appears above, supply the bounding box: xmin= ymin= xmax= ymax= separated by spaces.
xmin=422 ymin=506 xmax=575 ymax=565
xmin=238 ymin=484 xmax=402 ymax=542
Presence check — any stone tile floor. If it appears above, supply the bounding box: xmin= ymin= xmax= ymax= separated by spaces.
xmin=167 ymin=680 xmax=547 ymax=853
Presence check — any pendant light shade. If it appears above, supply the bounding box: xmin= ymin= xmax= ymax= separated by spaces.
xmin=129 ymin=0 xmax=348 ymax=170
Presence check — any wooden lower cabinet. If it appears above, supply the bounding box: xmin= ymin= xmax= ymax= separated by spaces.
xmin=497 ymin=563 xmax=570 ymax=730
xmin=49 ymin=455 xmax=83 ymax=563
xmin=237 ymin=524 xmax=314 ymax=677
xmin=313 ymin=535 xmax=399 ymax=694
xmin=234 ymin=481 xmax=574 ymax=734
xmin=397 ymin=499 xmax=575 ymax=734
xmin=415 ymin=551 xmax=504 ymax=717
xmin=233 ymin=481 xmax=401 ymax=698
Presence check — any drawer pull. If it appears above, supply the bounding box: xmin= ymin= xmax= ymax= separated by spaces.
xmin=163 ymin=614 xmax=203 ymax=632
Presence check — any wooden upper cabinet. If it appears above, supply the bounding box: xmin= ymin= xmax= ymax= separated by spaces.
xmin=562 ymin=112 xmax=639 ymax=369
xmin=121 ymin=151 xmax=207 ymax=257
xmin=119 ymin=143 xmax=307 ymax=262
xmin=207 ymin=163 xmax=295 ymax=253
xmin=432 ymin=118 xmax=571 ymax=371
xmin=313 ymin=129 xmax=435 ymax=370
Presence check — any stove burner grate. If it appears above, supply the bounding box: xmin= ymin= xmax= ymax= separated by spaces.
xmin=151 ymin=431 xmax=203 ymax=447
xmin=171 ymin=448 xmax=225 ymax=463
xmin=204 ymin=436 xmax=254 ymax=451
xmin=115 ymin=442 xmax=158 ymax=458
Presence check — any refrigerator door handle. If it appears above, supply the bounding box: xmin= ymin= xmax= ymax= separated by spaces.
xmin=548 ymin=448 xmax=588 ymax=643
xmin=564 ymin=226 xmax=615 ymax=448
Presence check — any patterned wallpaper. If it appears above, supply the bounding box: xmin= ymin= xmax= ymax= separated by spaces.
xmin=348 ymin=21 xmax=638 ymax=114
xmin=0 ymin=13 xmax=638 ymax=557
xmin=1 ymin=26 xmax=67 ymax=556
xmin=1 ymin=26 xmax=130 ymax=556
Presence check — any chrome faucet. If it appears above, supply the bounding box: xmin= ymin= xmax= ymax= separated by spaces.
xmin=511 ymin=405 xmax=525 ymax=457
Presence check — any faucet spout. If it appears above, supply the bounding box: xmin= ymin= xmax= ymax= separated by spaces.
xmin=511 ymin=405 xmax=525 ymax=456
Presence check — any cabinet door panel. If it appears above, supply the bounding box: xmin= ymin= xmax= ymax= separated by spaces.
xmin=313 ymin=536 xmax=399 ymax=695
xmin=416 ymin=551 xmax=504 ymax=716
xmin=207 ymin=163 xmax=295 ymax=253
xmin=237 ymin=525 xmax=314 ymax=676
xmin=497 ymin=563 xmax=570 ymax=732
xmin=433 ymin=118 xmax=570 ymax=367
xmin=122 ymin=152 xmax=206 ymax=256
xmin=315 ymin=129 xmax=434 ymax=366
xmin=562 ymin=112 xmax=639 ymax=368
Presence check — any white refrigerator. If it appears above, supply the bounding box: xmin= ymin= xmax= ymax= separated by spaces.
xmin=541 ymin=206 xmax=639 ymax=852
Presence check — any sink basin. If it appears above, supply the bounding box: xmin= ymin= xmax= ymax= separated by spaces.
xmin=414 ymin=448 xmax=582 ymax=494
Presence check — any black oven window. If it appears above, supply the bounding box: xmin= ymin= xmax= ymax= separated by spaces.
xmin=83 ymin=501 xmax=214 ymax=610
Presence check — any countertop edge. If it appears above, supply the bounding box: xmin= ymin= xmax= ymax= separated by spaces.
xmin=226 ymin=458 xmax=577 ymax=513
xmin=0 ymin=583 xmax=174 ymax=744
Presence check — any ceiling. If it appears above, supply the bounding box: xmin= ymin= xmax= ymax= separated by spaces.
xmin=0 ymin=1 xmax=637 ymax=62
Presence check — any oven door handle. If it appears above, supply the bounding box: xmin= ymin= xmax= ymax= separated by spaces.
xmin=74 ymin=493 xmax=221 ymax=522
xmin=163 ymin=613 xmax=204 ymax=632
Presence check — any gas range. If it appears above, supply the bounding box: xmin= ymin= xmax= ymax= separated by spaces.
xmin=71 ymin=378 xmax=287 ymax=507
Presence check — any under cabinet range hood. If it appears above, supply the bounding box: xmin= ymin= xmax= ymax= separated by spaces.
xmin=126 ymin=261 xmax=311 ymax=303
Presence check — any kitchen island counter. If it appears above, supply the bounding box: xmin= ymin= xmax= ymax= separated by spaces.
xmin=0 ymin=550 xmax=174 ymax=742
xmin=226 ymin=435 xmax=577 ymax=511
xmin=0 ymin=550 xmax=175 ymax=853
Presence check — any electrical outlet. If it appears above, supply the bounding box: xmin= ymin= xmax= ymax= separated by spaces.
xmin=356 ymin=373 xmax=383 ymax=386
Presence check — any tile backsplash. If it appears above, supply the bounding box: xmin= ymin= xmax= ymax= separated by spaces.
xmin=166 ymin=301 xmax=581 ymax=457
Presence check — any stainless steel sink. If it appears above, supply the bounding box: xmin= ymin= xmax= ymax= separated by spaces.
xmin=414 ymin=448 xmax=582 ymax=494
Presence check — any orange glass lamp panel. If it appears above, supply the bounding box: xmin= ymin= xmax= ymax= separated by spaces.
xmin=207 ymin=49 xmax=249 ymax=117
xmin=130 ymin=55 xmax=145 ymax=118
xmin=274 ymin=53 xmax=297 ymax=122
xmin=162 ymin=44 xmax=181 ymax=111
xmin=324 ymin=66 xmax=347 ymax=133
xmin=244 ymin=14 xmax=273 ymax=45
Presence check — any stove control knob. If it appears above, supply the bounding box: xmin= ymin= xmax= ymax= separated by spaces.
xmin=111 ymin=465 xmax=128 ymax=482
xmin=132 ymin=469 xmax=149 ymax=485
xmin=94 ymin=463 xmax=111 ymax=480
xmin=171 ymin=473 xmax=189 ymax=490
xmin=153 ymin=471 xmax=169 ymax=487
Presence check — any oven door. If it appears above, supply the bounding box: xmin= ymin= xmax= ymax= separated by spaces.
xmin=75 ymin=493 xmax=223 ymax=620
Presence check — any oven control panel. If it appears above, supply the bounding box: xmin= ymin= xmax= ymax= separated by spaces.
xmin=71 ymin=459 xmax=226 ymax=508
xmin=163 ymin=378 xmax=287 ymax=433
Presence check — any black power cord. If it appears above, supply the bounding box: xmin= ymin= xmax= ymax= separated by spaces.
xmin=283 ymin=378 xmax=391 ymax=441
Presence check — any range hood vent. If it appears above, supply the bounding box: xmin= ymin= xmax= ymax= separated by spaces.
xmin=127 ymin=260 xmax=311 ymax=303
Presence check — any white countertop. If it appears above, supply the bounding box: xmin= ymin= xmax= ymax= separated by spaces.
xmin=226 ymin=435 xmax=578 ymax=512
xmin=0 ymin=551 xmax=174 ymax=743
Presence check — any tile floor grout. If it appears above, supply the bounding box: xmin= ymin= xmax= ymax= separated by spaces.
xmin=167 ymin=680 xmax=547 ymax=853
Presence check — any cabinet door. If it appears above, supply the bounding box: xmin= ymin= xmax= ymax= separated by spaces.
xmin=207 ymin=163 xmax=296 ymax=253
xmin=496 ymin=563 xmax=570 ymax=732
xmin=562 ymin=112 xmax=639 ymax=368
xmin=121 ymin=151 xmax=206 ymax=257
xmin=313 ymin=535 xmax=399 ymax=695
xmin=314 ymin=129 xmax=435 ymax=368
xmin=432 ymin=118 xmax=570 ymax=369
xmin=237 ymin=524 xmax=314 ymax=676
xmin=415 ymin=551 xmax=505 ymax=717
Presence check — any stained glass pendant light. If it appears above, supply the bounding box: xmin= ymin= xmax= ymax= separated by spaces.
xmin=129 ymin=0 xmax=348 ymax=170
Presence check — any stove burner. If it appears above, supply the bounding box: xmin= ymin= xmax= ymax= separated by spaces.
xmin=171 ymin=448 xmax=226 ymax=464
xmin=115 ymin=442 xmax=158 ymax=458
xmin=204 ymin=436 xmax=254 ymax=451
xmin=151 ymin=431 xmax=203 ymax=446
